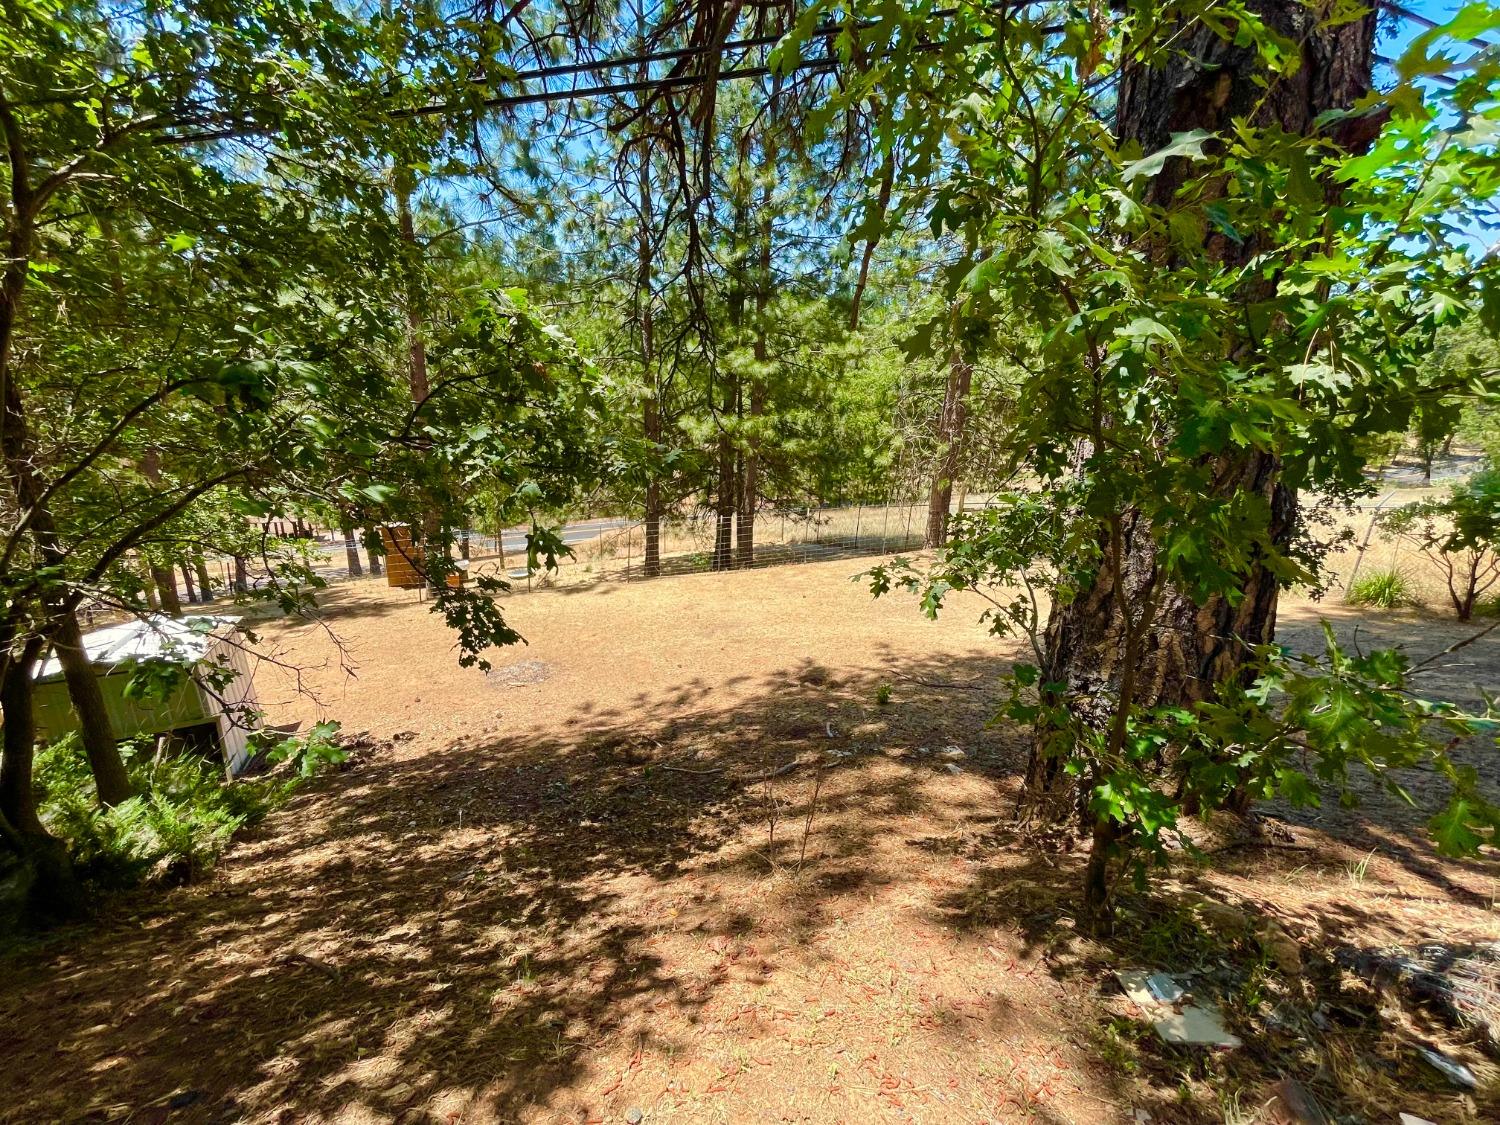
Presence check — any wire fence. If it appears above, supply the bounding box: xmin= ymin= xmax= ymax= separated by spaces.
xmin=583 ymin=502 xmax=934 ymax=582
xmin=311 ymin=500 xmax=950 ymax=594
xmin=296 ymin=487 xmax=1442 ymax=600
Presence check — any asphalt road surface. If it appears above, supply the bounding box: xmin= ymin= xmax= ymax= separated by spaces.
xmin=303 ymin=516 xmax=636 ymax=582
xmin=490 ymin=516 xmax=634 ymax=557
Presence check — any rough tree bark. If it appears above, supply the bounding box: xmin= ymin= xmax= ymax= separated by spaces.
xmin=0 ymin=637 xmax=47 ymax=835
xmin=925 ymin=306 xmax=973 ymax=548
xmin=737 ymin=377 xmax=764 ymax=568
xmin=341 ymin=520 xmax=363 ymax=577
xmin=0 ymin=636 xmax=83 ymax=921
xmin=397 ymin=172 xmax=445 ymax=595
xmin=1025 ymin=3 xmax=1378 ymax=914
xmin=712 ymin=128 xmax=757 ymax=574
xmin=1 ymin=193 xmax=133 ymax=811
xmin=635 ymin=122 xmax=664 ymax=579
xmin=713 ymin=290 xmax=742 ymax=571
xmin=178 ymin=560 xmax=198 ymax=604
xmin=644 ymin=402 xmax=663 ymax=578
xmin=713 ymin=436 xmax=736 ymax=571
xmin=737 ymin=188 xmax=772 ymax=570
xmin=51 ymin=606 xmax=133 ymax=807
xmin=193 ymin=550 xmax=214 ymax=602
xmin=153 ymin=564 xmax=182 ymax=614
xmin=141 ymin=562 xmax=160 ymax=610
xmin=177 ymin=561 xmax=198 ymax=603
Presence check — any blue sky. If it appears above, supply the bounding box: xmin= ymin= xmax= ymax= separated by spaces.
xmin=1374 ymin=1 xmax=1499 ymax=255
xmin=1374 ymin=0 xmax=1498 ymax=91
xmin=1377 ymin=0 xmax=1485 ymax=48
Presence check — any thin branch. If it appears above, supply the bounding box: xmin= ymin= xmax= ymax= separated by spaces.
xmin=1410 ymin=619 xmax=1500 ymax=674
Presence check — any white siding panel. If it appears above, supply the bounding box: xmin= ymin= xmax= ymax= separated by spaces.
xmin=200 ymin=627 xmax=261 ymax=778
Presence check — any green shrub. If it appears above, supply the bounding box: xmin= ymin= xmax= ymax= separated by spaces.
xmin=1380 ymin=468 xmax=1500 ymax=620
xmin=1346 ymin=569 xmax=1417 ymax=610
xmin=262 ymin=720 xmax=346 ymax=777
xmin=34 ymin=722 xmax=341 ymax=891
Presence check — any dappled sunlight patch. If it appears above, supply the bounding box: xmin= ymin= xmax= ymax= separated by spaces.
xmin=5 ymin=559 xmax=1499 ymax=1121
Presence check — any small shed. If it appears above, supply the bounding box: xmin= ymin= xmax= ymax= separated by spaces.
xmin=379 ymin=525 xmax=465 ymax=590
xmin=33 ymin=616 xmax=260 ymax=777
xmin=379 ymin=525 xmax=424 ymax=589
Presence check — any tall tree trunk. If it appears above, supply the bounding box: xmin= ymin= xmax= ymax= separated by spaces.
xmin=644 ymin=402 xmax=663 ymax=578
xmin=0 ymin=637 xmax=83 ymax=921
xmin=713 ymin=257 xmax=742 ymax=573
xmin=714 ymin=132 xmax=753 ymax=574
xmin=396 ymin=173 xmax=444 ymax=596
xmin=139 ymin=452 xmax=182 ymax=615
xmin=341 ymin=520 xmax=363 ymax=576
xmin=1025 ymin=1 xmax=1377 ymax=923
xmin=153 ymin=563 xmax=182 ymax=615
xmin=363 ymin=525 xmax=384 ymax=577
xmin=738 ymin=384 xmax=763 ymax=568
xmin=193 ymin=551 xmax=213 ymax=602
xmin=925 ymin=310 xmax=973 ymax=548
xmin=713 ymin=436 xmax=735 ymax=571
xmin=233 ymin=555 xmax=249 ymax=593
xmin=635 ymin=118 xmax=664 ymax=580
xmin=0 ymin=109 xmax=103 ymax=915
xmin=738 ymin=228 xmax=771 ymax=569
xmin=141 ymin=561 xmax=160 ymax=611
xmin=2 ymin=227 xmax=130 ymax=810
xmin=713 ymin=333 xmax=740 ymax=573
xmin=51 ymin=606 xmax=132 ymax=808
xmin=179 ymin=560 xmax=197 ymax=604
xmin=0 ymin=122 xmax=129 ymax=828
xmin=0 ymin=637 xmax=47 ymax=836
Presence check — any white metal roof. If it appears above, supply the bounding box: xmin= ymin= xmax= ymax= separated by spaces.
xmin=36 ymin=615 xmax=231 ymax=682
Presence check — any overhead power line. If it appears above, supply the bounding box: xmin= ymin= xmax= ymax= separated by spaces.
xmin=439 ymin=55 xmax=838 ymax=111
xmin=395 ymin=7 xmax=1054 ymax=118
xmin=392 ymin=1 xmax=1496 ymax=118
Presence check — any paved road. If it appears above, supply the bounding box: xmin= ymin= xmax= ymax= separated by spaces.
xmin=1375 ymin=451 xmax=1486 ymax=488
xmin=487 ymin=516 xmax=635 ymax=557
xmin=304 ymin=516 xmax=637 ymax=582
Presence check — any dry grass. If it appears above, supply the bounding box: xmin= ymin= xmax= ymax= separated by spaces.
xmin=3 ymin=506 xmax=1499 ymax=1124
xmin=447 ymin=503 xmax=933 ymax=589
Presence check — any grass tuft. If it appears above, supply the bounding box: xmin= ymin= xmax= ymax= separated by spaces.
xmin=1346 ymin=568 xmax=1418 ymax=610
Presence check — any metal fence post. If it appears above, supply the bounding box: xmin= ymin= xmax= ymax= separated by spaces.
xmin=1346 ymin=491 xmax=1396 ymax=589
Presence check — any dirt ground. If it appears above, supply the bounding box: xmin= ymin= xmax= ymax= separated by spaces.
xmin=3 ymin=539 xmax=1499 ymax=1124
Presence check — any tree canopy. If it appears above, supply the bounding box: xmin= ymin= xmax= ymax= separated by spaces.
xmin=3 ymin=0 xmax=1500 ymax=926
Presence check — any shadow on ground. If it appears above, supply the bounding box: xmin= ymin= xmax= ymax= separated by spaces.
xmin=3 ymin=620 xmax=1497 ymax=1124
xmin=0 ymin=650 xmax=1043 ymax=1123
